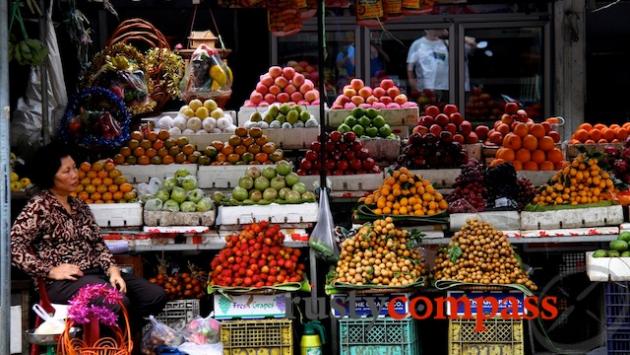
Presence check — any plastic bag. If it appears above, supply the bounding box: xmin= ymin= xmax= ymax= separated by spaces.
xmin=184 ymin=314 xmax=221 ymax=345
xmin=309 ymin=187 xmax=339 ymax=262
xmin=177 ymin=342 xmax=223 ymax=355
xmin=138 ymin=177 xmax=163 ymax=201
xmin=181 ymin=45 xmax=233 ymax=102
xmin=142 ymin=316 xmax=184 ymax=355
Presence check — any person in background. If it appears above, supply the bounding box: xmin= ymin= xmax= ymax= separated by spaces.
xmin=11 ymin=141 xmax=166 ymax=325
xmin=407 ymin=29 xmax=476 ymax=103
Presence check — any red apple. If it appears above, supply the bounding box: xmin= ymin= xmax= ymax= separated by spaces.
xmin=450 ymin=112 xmax=464 ymax=126
xmin=373 ymin=87 xmax=386 ymax=98
xmin=264 ymin=93 xmax=276 ymax=104
xmin=424 ymin=105 xmax=440 ymax=118
xmin=435 ymin=113 xmax=449 ymax=127
xmin=394 ymin=94 xmax=408 ymax=105
xmin=380 ymin=96 xmax=392 ymax=105
xmin=291 ymin=92 xmax=304 ymax=102
xmin=343 ymin=88 xmax=357 ymax=98
xmin=284 ymin=84 xmax=297 ymax=94
xmin=260 ymin=74 xmax=274 ymax=87
xmin=358 ymin=87 xmax=372 ymax=99
xmin=453 ymin=134 xmax=465 ymax=144
xmin=380 ymin=79 xmax=395 ymax=90
xmin=275 ymin=76 xmax=289 ymax=89
xmin=269 ymin=66 xmax=282 ymax=78
xmin=505 ymin=102 xmax=518 ymax=114
xmin=350 ymin=79 xmax=364 ymax=90
xmin=445 ymin=123 xmax=457 ymax=135
xmin=465 ymin=132 xmax=479 ymax=144
xmin=250 ymin=91 xmax=263 ymax=105
xmin=256 ymin=83 xmax=268 ymax=94
xmin=277 ymin=93 xmax=290 ymax=103
xmin=459 ymin=121 xmax=472 ymax=135
xmin=300 ymin=82 xmax=315 ymax=94
xmin=443 ymin=104 xmax=458 ymax=116
xmin=387 ymin=87 xmax=401 ymax=98
xmin=305 ymin=90 xmax=319 ymax=102
xmin=292 ymin=73 xmax=305 ymax=87
xmin=282 ymin=67 xmax=295 ymax=79
xmin=429 ymin=124 xmax=442 ymax=136
xmin=475 ymin=125 xmax=489 ymax=140
xmin=269 ymin=85 xmax=281 ymax=95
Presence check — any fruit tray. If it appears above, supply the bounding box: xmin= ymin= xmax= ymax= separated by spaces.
xmin=359 ymin=137 xmax=401 ymax=162
xmin=143 ymin=210 xmax=216 ymax=227
xmin=237 ymin=105 xmax=324 ymax=125
xmin=216 ymin=202 xmax=318 ymax=225
xmin=586 ymin=251 xmax=630 ymax=281
xmin=521 ymin=203 xmax=623 ymax=230
xmin=197 ymin=164 xmax=270 ymax=188
xmin=449 ymin=211 xmax=520 ymax=232
xmin=354 ymin=205 xmax=449 ymax=225
xmin=117 ymin=164 xmax=198 ymax=184
xmin=409 ymin=169 xmax=460 ymax=189
xmin=327 ymin=107 xmax=419 ymax=127
xmin=207 ymin=280 xmax=310 ymax=295
xmin=567 ymin=142 xmax=623 ymax=160
xmin=89 ymin=202 xmax=143 ymax=228
xmin=300 ymin=173 xmax=384 ymax=192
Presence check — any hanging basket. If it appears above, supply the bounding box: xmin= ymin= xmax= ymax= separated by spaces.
xmin=58 ymin=300 xmax=133 ymax=355
xmin=106 ymin=18 xmax=181 ymax=112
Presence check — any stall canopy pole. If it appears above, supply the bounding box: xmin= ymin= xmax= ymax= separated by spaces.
xmin=0 ymin=0 xmax=12 ymax=352
xmin=317 ymin=0 xmax=326 ymax=189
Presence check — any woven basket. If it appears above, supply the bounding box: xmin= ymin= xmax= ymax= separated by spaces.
xmin=107 ymin=18 xmax=173 ymax=112
xmin=58 ymin=301 xmax=133 ymax=355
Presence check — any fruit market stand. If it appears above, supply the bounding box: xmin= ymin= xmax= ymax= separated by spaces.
xmin=1 ymin=1 xmax=627 ymax=355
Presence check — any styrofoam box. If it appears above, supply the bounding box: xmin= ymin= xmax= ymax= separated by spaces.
xmin=262 ymin=127 xmax=320 ymax=149
xmin=299 ymin=173 xmax=384 ymax=192
xmin=197 ymin=165 xmax=269 ymax=189
xmin=117 ymin=164 xmax=198 ymax=184
xmin=238 ymin=105 xmax=325 ymax=125
xmin=143 ymin=210 xmax=216 ymax=227
xmin=517 ymin=170 xmax=556 ymax=187
xmin=143 ymin=110 xmax=237 ymax=125
xmin=410 ymin=169 xmax=460 ymax=189
xmin=449 ymin=211 xmax=520 ymax=232
xmin=520 ymin=205 xmax=624 ymax=230
xmin=327 ymin=107 xmax=419 ymax=127
xmin=89 ymin=203 xmax=143 ymax=227
xmin=217 ymin=202 xmax=318 ymax=225
xmin=586 ymin=251 xmax=630 ymax=281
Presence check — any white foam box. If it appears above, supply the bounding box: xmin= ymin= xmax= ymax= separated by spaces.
xmin=11 ymin=306 xmax=20 ymax=354
xmin=169 ymin=132 xmax=231 ymax=149
xmin=463 ymin=143 xmax=482 ymax=161
xmin=143 ymin=210 xmax=216 ymax=227
xmin=517 ymin=170 xmax=557 ymax=187
xmin=449 ymin=211 xmax=520 ymax=232
xmin=197 ymin=165 xmax=269 ymax=189
xmin=327 ymin=107 xmax=419 ymax=127
xmin=143 ymin=110 xmax=237 ymax=125
xmin=410 ymin=169 xmax=460 ymax=189
xmin=299 ymin=173 xmax=384 ymax=192
xmin=586 ymin=251 xmax=630 ymax=281
xmin=217 ymin=202 xmax=318 ymax=225
xmin=213 ymin=293 xmax=291 ymax=320
xmin=520 ymin=205 xmax=624 ymax=230
xmin=262 ymin=127 xmax=320 ymax=149
xmin=238 ymin=105 xmax=324 ymax=125
xmin=89 ymin=203 xmax=143 ymax=227
xmin=117 ymin=164 xmax=198 ymax=184
xmin=359 ymin=138 xmax=401 ymax=162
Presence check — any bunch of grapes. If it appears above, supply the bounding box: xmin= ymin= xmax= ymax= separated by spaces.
xmin=447 ymin=159 xmax=487 ymax=212
xmin=516 ymin=178 xmax=537 ymax=210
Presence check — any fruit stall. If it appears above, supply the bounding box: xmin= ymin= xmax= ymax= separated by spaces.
xmin=1 ymin=1 xmax=627 ymax=355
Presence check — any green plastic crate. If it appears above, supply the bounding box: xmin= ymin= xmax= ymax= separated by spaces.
xmin=339 ymin=318 xmax=420 ymax=355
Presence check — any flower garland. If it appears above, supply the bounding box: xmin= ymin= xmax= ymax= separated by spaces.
xmin=67 ymin=284 xmax=123 ymax=327
xmin=144 ymin=47 xmax=185 ymax=99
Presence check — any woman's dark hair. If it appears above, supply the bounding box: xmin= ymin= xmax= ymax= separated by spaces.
xmin=30 ymin=141 xmax=76 ymax=190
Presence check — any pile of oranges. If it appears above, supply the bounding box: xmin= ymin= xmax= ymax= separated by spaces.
xmin=360 ymin=168 xmax=448 ymax=216
xmin=70 ymin=160 xmax=137 ymax=204
xmin=532 ymin=154 xmax=615 ymax=206
xmin=494 ymin=121 xmax=565 ymax=171
xmin=570 ymin=123 xmax=630 ymax=144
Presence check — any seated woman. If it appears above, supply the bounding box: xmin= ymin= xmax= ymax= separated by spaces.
xmin=11 ymin=141 xmax=166 ymax=324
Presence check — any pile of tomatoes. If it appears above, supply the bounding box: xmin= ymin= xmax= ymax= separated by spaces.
xmin=210 ymin=222 xmax=305 ymax=287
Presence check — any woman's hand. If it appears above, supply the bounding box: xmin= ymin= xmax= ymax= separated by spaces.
xmin=48 ymin=264 xmax=84 ymax=281
xmin=108 ymin=266 xmax=127 ymax=293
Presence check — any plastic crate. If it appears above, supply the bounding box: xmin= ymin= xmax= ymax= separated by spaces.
xmin=558 ymin=252 xmax=586 ymax=275
xmin=339 ymin=318 xmax=420 ymax=355
xmin=449 ymin=318 xmax=524 ymax=355
xmin=221 ymin=319 xmax=292 ymax=355
xmin=605 ymin=282 xmax=630 ymax=328
xmin=155 ymin=299 xmax=200 ymax=329
xmin=608 ymin=330 xmax=630 ymax=354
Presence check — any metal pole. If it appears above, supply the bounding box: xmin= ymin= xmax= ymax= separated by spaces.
xmin=39 ymin=0 xmax=49 ymax=144
xmin=0 ymin=0 xmax=13 ymax=352
xmin=317 ymin=0 xmax=326 ymax=190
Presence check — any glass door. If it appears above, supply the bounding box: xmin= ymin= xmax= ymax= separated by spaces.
xmin=459 ymin=24 xmax=548 ymax=123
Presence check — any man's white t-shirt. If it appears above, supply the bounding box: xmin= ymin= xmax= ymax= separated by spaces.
xmin=407 ymin=37 xmax=450 ymax=91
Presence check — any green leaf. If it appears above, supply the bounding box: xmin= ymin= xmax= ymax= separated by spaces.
xmin=448 ymin=245 xmax=462 ymax=263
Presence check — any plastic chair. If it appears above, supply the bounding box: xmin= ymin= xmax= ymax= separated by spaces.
xmin=29 ymin=278 xmax=57 ymax=355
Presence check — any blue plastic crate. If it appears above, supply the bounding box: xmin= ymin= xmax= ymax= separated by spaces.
xmin=605 ymin=282 xmax=630 ymax=328
xmin=339 ymin=318 xmax=420 ymax=355
xmin=607 ymin=329 xmax=630 ymax=354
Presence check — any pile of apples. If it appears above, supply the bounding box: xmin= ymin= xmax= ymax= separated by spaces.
xmin=298 ymin=131 xmax=379 ymax=176
xmin=331 ymin=79 xmax=418 ymax=110
xmin=412 ymin=104 xmax=489 ymax=145
xmin=244 ymin=66 xmax=320 ymax=107
xmin=286 ymin=60 xmax=319 ymax=86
